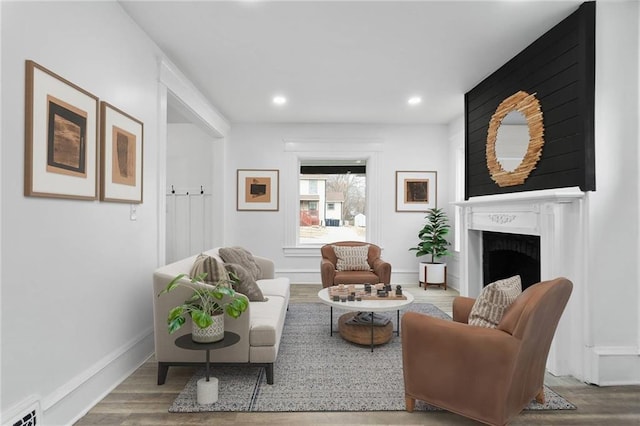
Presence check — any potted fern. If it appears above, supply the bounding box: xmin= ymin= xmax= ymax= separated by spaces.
xmin=158 ymin=272 xmax=248 ymax=343
xmin=410 ymin=207 xmax=451 ymax=288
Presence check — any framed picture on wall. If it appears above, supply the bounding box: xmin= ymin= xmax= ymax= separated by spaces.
xmin=237 ymin=169 xmax=279 ymax=211
xmin=395 ymin=170 xmax=437 ymax=212
xmin=24 ymin=60 xmax=99 ymax=200
xmin=100 ymin=102 xmax=144 ymax=203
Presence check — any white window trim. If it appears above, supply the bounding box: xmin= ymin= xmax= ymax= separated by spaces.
xmin=283 ymin=139 xmax=382 ymax=257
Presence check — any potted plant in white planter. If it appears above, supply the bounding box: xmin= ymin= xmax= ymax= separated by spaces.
xmin=410 ymin=207 xmax=451 ymax=288
xmin=158 ymin=272 xmax=248 ymax=343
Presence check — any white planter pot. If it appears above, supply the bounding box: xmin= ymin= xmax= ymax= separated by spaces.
xmin=419 ymin=262 xmax=447 ymax=285
xmin=192 ymin=312 xmax=224 ymax=343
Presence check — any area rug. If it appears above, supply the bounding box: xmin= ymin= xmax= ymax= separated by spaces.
xmin=169 ymin=302 xmax=575 ymax=412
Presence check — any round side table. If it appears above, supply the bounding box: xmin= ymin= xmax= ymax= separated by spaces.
xmin=174 ymin=331 xmax=240 ymax=405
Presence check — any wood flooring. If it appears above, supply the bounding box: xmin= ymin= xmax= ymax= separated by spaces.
xmin=75 ymin=283 xmax=640 ymax=425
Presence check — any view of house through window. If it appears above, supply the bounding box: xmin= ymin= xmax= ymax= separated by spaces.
xmin=299 ymin=161 xmax=366 ymax=244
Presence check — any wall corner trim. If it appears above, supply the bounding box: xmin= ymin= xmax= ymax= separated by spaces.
xmin=159 ymin=57 xmax=231 ymax=137
xmin=585 ymin=345 xmax=640 ymax=386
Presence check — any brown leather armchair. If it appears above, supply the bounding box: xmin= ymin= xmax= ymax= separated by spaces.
xmin=401 ymin=277 xmax=573 ymax=426
xmin=320 ymin=241 xmax=391 ymax=288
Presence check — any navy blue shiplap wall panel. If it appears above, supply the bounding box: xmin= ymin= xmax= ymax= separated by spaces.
xmin=465 ymin=2 xmax=595 ymax=199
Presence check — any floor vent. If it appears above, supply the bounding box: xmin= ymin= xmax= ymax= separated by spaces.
xmin=4 ymin=399 xmax=41 ymax=426
xmin=12 ymin=409 xmax=37 ymax=426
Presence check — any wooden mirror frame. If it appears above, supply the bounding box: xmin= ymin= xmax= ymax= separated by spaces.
xmin=486 ymin=91 xmax=545 ymax=187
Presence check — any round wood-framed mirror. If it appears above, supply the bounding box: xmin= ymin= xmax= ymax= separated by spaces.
xmin=486 ymin=91 xmax=545 ymax=187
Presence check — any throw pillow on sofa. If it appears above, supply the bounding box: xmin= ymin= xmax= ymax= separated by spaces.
xmin=219 ymin=246 xmax=261 ymax=280
xmin=332 ymin=245 xmax=371 ymax=271
xmin=190 ymin=254 xmax=230 ymax=285
xmin=468 ymin=275 xmax=522 ymax=328
xmin=224 ymin=263 xmax=267 ymax=302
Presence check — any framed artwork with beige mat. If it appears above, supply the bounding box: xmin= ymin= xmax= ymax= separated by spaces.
xmin=24 ymin=60 xmax=99 ymax=200
xmin=236 ymin=169 xmax=279 ymax=211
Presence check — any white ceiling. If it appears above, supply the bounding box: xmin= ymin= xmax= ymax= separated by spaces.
xmin=119 ymin=0 xmax=585 ymax=125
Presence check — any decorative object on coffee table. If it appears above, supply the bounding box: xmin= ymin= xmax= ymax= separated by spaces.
xmin=328 ymin=285 xmax=407 ymax=301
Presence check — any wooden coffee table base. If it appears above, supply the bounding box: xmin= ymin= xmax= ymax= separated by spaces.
xmin=338 ymin=312 xmax=393 ymax=346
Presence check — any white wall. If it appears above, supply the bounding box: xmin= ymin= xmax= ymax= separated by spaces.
xmin=225 ymin=124 xmax=451 ymax=285
xmin=165 ymin=124 xmax=219 ymax=262
xmin=586 ymin=0 xmax=640 ymax=385
xmin=167 ymin=124 xmax=216 ymax=194
xmin=1 ymin=2 xmax=162 ymax=424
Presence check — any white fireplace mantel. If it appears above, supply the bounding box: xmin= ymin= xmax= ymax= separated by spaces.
xmin=456 ymin=187 xmax=585 ymax=238
xmin=457 ymin=187 xmax=585 ymax=206
xmin=455 ymin=187 xmax=587 ymax=379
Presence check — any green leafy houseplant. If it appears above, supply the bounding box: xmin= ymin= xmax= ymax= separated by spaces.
xmin=410 ymin=207 xmax=451 ymax=263
xmin=158 ymin=272 xmax=248 ymax=334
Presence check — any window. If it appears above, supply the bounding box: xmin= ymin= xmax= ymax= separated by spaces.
xmin=308 ymin=180 xmax=318 ymax=194
xmin=299 ymin=161 xmax=366 ymax=244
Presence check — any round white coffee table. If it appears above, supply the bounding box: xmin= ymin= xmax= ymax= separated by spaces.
xmin=317 ymin=286 xmax=414 ymax=351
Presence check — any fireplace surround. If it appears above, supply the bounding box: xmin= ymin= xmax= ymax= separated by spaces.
xmin=456 ymin=187 xmax=586 ymax=378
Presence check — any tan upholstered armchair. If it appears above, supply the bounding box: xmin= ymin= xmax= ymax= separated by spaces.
xmin=320 ymin=241 xmax=391 ymax=288
xmin=401 ymin=277 xmax=573 ymax=426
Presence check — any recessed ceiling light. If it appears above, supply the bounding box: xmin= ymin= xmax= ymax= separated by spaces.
xmin=408 ymin=96 xmax=422 ymax=105
xmin=272 ymin=95 xmax=287 ymax=105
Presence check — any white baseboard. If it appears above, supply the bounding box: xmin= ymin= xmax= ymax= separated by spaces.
xmin=275 ymin=269 xmax=319 ymax=284
xmin=276 ymin=269 xmax=459 ymax=291
xmin=40 ymin=328 xmax=154 ymax=425
xmin=277 ymin=270 xmax=423 ymax=285
xmin=585 ymin=346 xmax=640 ymax=385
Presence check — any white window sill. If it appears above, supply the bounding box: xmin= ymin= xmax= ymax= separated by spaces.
xmin=283 ymin=245 xmax=324 ymax=257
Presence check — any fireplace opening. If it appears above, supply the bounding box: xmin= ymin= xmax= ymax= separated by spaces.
xmin=483 ymin=231 xmax=540 ymax=290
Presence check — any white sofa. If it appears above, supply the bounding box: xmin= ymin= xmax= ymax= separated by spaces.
xmin=152 ymin=248 xmax=290 ymax=385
